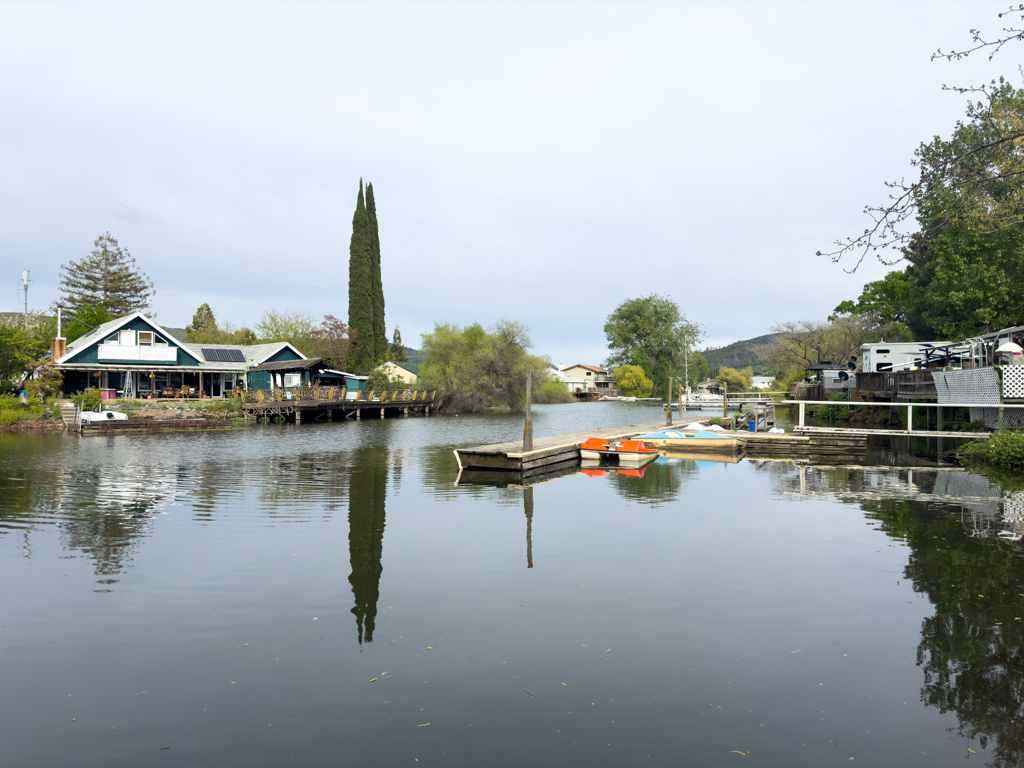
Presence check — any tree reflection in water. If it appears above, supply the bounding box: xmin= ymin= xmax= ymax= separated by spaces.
xmin=348 ymin=446 xmax=389 ymax=644
xmin=771 ymin=463 xmax=1024 ymax=767
xmin=862 ymin=495 xmax=1024 ymax=767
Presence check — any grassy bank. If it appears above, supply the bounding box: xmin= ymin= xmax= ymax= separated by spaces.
xmin=0 ymin=394 xmax=60 ymax=428
xmin=960 ymin=429 xmax=1024 ymax=473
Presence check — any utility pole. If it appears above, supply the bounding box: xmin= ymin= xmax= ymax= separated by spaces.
xmin=21 ymin=270 xmax=30 ymax=328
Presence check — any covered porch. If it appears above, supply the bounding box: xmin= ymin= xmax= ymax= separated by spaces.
xmin=60 ymin=366 xmax=246 ymax=400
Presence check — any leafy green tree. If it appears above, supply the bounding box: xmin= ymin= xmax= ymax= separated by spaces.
xmin=364 ymin=366 xmax=407 ymax=392
xmin=611 ymin=364 xmax=653 ymax=397
xmin=903 ymin=220 xmax=1024 ymax=339
xmin=419 ymin=320 xmax=551 ymax=412
xmin=604 ymin=295 xmax=703 ymax=395
xmin=23 ymin=359 xmax=62 ymax=401
xmin=64 ymin=305 xmax=113 ymax=344
xmin=532 ymin=372 xmax=573 ymax=404
xmin=716 ymin=366 xmax=753 ymax=391
xmin=365 ymin=183 xmax=387 ymax=364
xmin=0 ymin=325 xmax=37 ymax=391
xmin=254 ymin=309 xmax=317 ymax=354
xmin=833 ymin=270 xmax=915 ymax=340
xmin=58 ymin=232 xmax=154 ymax=316
xmin=387 ymin=326 xmax=408 ymax=362
xmin=348 ymin=181 xmax=377 ymax=371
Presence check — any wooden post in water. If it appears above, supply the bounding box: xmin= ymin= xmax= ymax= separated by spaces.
xmin=666 ymin=376 xmax=673 ymax=426
xmin=723 ymin=383 xmax=728 ymax=421
xmin=523 ymin=371 xmax=533 ymax=452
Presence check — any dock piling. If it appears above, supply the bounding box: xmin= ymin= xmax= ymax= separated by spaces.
xmin=523 ymin=371 xmax=533 ymax=452
xmin=666 ymin=376 xmax=673 ymax=426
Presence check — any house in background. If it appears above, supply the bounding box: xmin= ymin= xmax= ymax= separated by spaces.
xmin=53 ymin=312 xmax=305 ymax=399
xmin=554 ymin=368 xmax=587 ymax=393
xmin=376 ymin=361 xmax=418 ymax=386
xmin=559 ymin=364 xmax=618 ymax=397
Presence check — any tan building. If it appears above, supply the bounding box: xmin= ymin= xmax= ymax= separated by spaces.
xmin=559 ymin=364 xmax=617 ymax=396
xmin=377 ymin=361 xmax=419 ymax=385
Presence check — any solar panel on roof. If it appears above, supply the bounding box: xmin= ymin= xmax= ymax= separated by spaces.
xmin=201 ymin=348 xmax=246 ymax=363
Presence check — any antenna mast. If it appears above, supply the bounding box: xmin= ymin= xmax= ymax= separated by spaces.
xmin=21 ymin=270 xmax=30 ymax=328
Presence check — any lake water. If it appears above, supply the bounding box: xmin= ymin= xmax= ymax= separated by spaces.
xmin=2 ymin=402 xmax=1023 ymax=766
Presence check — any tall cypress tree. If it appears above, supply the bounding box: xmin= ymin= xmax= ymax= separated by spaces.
xmin=348 ymin=180 xmax=375 ymax=372
xmin=365 ymin=183 xmax=386 ymax=365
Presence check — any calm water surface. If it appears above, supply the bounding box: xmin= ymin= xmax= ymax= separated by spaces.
xmin=2 ymin=402 xmax=1024 ymax=766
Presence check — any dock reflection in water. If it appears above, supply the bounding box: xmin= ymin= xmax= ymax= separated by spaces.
xmin=4 ymin=415 xmax=1024 ymax=767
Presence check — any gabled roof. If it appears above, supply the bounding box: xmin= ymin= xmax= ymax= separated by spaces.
xmin=180 ymin=341 xmax=305 ymax=369
xmin=561 ymin=363 xmax=607 ymax=373
xmin=57 ymin=312 xmax=204 ymax=365
xmin=252 ymin=342 xmax=306 ymax=365
xmin=378 ymin=360 xmax=418 ymax=376
xmin=248 ymin=357 xmax=326 ymax=373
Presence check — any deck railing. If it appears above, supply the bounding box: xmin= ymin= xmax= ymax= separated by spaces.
xmin=241 ymin=387 xmax=437 ymax=404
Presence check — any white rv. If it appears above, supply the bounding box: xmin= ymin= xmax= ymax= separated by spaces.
xmin=860 ymin=342 xmax=951 ymax=372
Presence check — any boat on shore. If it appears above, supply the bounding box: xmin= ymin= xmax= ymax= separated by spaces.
xmin=633 ymin=429 xmax=746 ymax=454
xmin=579 ymin=437 xmax=659 ymax=465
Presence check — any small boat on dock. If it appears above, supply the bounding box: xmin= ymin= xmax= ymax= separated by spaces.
xmin=580 ymin=437 xmax=659 ymax=465
xmin=633 ymin=429 xmax=746 ymax=454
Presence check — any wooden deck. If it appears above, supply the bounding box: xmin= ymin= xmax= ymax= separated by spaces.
xmin=240 ymin=387 xmax=439 ymax=423
xmin=454 ymin=417 xmax=870 ymax=474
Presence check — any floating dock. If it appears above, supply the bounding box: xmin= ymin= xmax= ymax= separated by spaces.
xmin=454 ymin=417 xmax=868 ymax=476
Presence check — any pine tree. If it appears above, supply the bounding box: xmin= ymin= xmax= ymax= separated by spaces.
xmin=184 ymin=303 xmax=219 ymax=343
xmin=348 ymin=181 xmax=376 ymax=372
xmin=365 ymin=183 xmax=387 ymax=364
xmin=388 ymin=326 xmax=408 ymax=362
xmin=58 ymin=232 xmax=155 ymax=316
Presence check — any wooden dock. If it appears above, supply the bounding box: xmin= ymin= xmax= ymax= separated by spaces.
xmin=454 ymin=417 xmax=868 ymax=475
xmin=241 ymin=386 xmax=439 ymax=423
xmin=79 ymin=418 xmax=235 ymax=436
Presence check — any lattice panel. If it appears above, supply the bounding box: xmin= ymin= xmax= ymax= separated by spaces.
xmin=1003 ymin=492 xmax=1024 ymax=523
xmin=933 ymin=368 xmax=1001 ymax=404
xmin=1001 ymin=366 xmax=1024 ymax=399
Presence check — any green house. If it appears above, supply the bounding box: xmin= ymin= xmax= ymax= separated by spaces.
xmin=54 ymin=312 xmax=306 ymax=399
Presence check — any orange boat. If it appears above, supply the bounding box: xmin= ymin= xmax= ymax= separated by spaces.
xmin=580 ymin=437 xmax=659 ymax=465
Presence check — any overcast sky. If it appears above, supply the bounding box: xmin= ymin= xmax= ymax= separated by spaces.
xmin=0 ymin=1 xmax=1014 ymax=364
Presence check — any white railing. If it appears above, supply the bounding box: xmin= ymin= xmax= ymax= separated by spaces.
xmin=98 ymin=344 xmax=177 ymax=362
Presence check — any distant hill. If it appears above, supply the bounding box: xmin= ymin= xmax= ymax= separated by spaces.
xmin=702 ymin=333 xmax=780 ymax=376
xmin=398 ymin=347 xmax=423 ymax=374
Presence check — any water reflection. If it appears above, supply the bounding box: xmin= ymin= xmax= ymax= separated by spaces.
xmin=763 ymin=462 xmax=1024 ymax=764
xmin=524 ymin=487 xmax=533 ymax=569
xmin=864 ymin=494 xmax=1024 ymax=766
xmin=348 ymin=446 xmax=388 ymax=644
